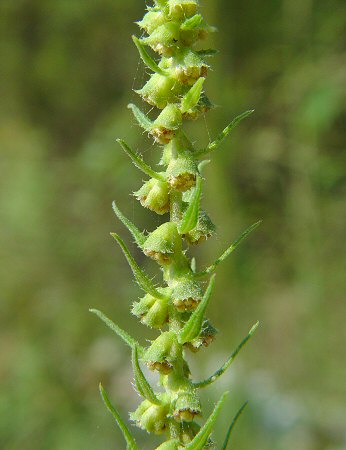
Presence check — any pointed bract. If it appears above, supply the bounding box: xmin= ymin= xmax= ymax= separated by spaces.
xmin=185 ymin=391 xmax=229 ymax=450
xmin=111 ymin=233 xmax=166 ymax=299
xmin=221 ymin=402 xmax=248 ymax=450
xmin=179 ymin=275 xmax=215 ymax=344
xmin=132 ymin=346 xmax=160 ymax=405
xmin=194 ymin=321 xmax=259 ymax=388
xmin=99 ymin=383 xmax=139 ymax=450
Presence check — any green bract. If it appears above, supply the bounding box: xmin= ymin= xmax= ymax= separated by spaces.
xmin=91 ymin=1 xmax=260 ymax=448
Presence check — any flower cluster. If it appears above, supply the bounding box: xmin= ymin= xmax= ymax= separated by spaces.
xmin=91 ymin=1 xmax=260 ymax=448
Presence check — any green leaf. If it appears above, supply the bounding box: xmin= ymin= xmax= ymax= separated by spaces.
xmin=179 ymin=176 xmax=202 ymax=235
xmin=194 ymin=322 xmax=259 ymax=388
xmin=132 ymin=346 xmax=160 ymax=405
xmin=178 ymin=275 xmax=215 ymax=344
xmin=90 ymin=309 xmax=143 ymax=353
xmin=196 ymin=221 xmax=262 ymax=277
xmin=181 ymin=77 xmax=205 ymax=114
xmin=196 ymin=110 xmax=254 ymax=157
xmin=116 ymin=139 xmax=165 ymax=181
xmin=99 ymin=383 xmax=139 ymax=450
xmin=181 ymin=14 xmax=204 ymax=31
xmin=185 ymin=391 xmax=229 ymax=450
xmin=128 ymin=103 xmax=152 ymax=131
xmin=221 ymin=402 xmax=248 ymax=449
xmin=132 ymin=36 xmax=167 ymax=76
xmin=110 ymin=233 xmax=166 ymax=300
xmin=112 ymin=201 xmax=146 ymax=248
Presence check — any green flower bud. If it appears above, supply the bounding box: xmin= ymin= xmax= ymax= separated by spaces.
xmin=173 ymin=390 xmax=201 ymax=422
xmin=132 ymin=288 xmax=170 ymax=329
xmin=143 ymin=222 xmax=181 ymax=265
xmin=167 ymin=155 xmax=198 ymax=191
xmin=143 ymin=331 xmax=181 ymax=374
xmin=184 ymin=319 xmax=218 ymax=352
xmin=134 ymin=178 xmax=170 ymax=215
xmin=180 ymin=17 xmax=216 ymax=47
xmin=130 ymin=396 xmax=169 ymax=434
xmin=173 ymin=49 xmax=208 ymax=86
xmin=150 ymin=104 xmax=182 ymax=144
xmin=168 ymin=0 xmax=198 ymax=20
xmin=143 ymin=22 xmax=180 ymax=56
xmin=155 ymin=440 xmax=180 ymax=450
xmin=171 ymin=278 xmax=203 ymax=311
xmin=137 ymin=10 xmax=167 ymax=35
xmin=185 ymin=210 xmax=216 ymax=245
xmin=136 ymin=73 xmax=180 ymax=109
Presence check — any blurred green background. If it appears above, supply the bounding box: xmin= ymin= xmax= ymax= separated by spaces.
xmin=1 ymin=0 xmax=345 ymax=449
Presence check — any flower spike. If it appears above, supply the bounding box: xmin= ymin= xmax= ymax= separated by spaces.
xmin=94 ymin=0 xmax=260 ymax=446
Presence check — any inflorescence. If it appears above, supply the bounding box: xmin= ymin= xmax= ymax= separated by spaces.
xmin=91 ymin=1 xmax=260 ymax=448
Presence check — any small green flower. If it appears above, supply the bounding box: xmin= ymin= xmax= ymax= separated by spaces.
xmin=130 ymin=395 xmax=170 ymax=434
xmin=143 ymin=331 xmax=182 ymax=374
xmin=167 ymin=154 xmax=199 ymax=191
xmin=184 ymin=319 xmax=218 ymax=352
xmin=150 ymin=104 xmax=182 ymax=144
xmin=173 ymin=390 xmax=201 ymax=422
xmin=143 ymin=222 xmax=181 ymax=265
xmin=171 ymin=278 xmax=203 ymax=311
xmin=134 ymin=178 xmax=170 ymax=215
xmin=132 ymin=288 xmax=170 ymax=329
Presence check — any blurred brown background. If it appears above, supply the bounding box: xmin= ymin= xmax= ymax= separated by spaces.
xmin=1 ymin=0 xmax=345 ymax=449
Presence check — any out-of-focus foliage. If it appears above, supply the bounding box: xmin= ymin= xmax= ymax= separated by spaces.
xmin=0 ymin=0 xmax=345 ymax=449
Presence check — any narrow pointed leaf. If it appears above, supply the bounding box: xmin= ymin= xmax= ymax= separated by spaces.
xmin=90 ymin=309 xmax=143 ymax=353
xmin=179 ymin=176 xmax=202 ymax=235
xmin=110 ymin=233 xmax=166 ymax=300
xmin=194 ymin=322 xmax=259 ymax=388
xmin=181 ymin=14 xmax=204 ymax=31
xmin=112 ymin=200 xmax=146 ymax=248
xmin=196 ymin=221 xmax=262 ymax=277
xmin=128 ymin=103 xmax=152 ymax=131
xmin=221 ymin=402 xmax=248 ymax=450
xmin=99 ymin=383 xmax=139 ymax=450
xmin=132 ymin=36 xmax=167 ymax=76
xmin=185 ymin=391 xmax=229 ymax=450
xmin=116 ymin=139 xmax=165 ymax=181
xmin=181 ymin=77 xmax=205 ymax=114
xmin=179 ymin=275 xmax=215 ymax=344
xmin=196 ymin=110 xmax=254 ymax=157
xmin=132 ymin=346 xmax=160 ymax=405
